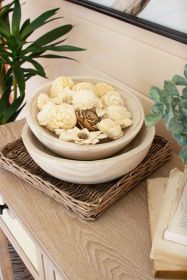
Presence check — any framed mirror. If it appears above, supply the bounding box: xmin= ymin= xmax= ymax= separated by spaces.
xmin=65 ymin=0 xmax=187 ymax=44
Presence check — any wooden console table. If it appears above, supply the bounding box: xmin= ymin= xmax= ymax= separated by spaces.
xmin=0 ymin=120 xmax=183 ymax=280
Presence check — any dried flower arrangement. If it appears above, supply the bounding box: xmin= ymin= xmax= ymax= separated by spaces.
xmin=36 ymin=77 xmax=133 ymax=145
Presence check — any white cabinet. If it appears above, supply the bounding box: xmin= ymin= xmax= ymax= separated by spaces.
xmin=0 ymin=193 xmax=65 ymax=280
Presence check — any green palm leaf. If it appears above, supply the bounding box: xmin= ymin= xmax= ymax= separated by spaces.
xmin=13 ymin=63 xmax=25 ymax=95
xmin=0 ymin=1 xmax=14 ymax=17
xmin=0 ymin=19 xmax=10 ymax=38
xmin=39 ymin=54 xmax=77 ymax=61
xmin=29 ymin=24 xmax=73 ymax=48
xmin=20 ymin=8 xmax=60 ymax=39
xmin=12 ymin=0 xmax=21 ymax=35
xmin=0 ymin=95 xmax=25 ymax=124
xmin=8 ymin=102 xmax=26 ymax=122
xmin=26 ymin=58 xmax=47 ymax=78
xmin=0 ymin=89 xmax=10 ymax=113
xmin=0 ymin=0 xmax=85 ymax=124
xmin=20 ymin=19 xmax=30 ymax=33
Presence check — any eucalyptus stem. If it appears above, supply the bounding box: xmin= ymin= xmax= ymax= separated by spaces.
xmin=145 ymin=64 xmax=187 ymax=165
xmin=13 ymin=73 xmax=17 ymax=101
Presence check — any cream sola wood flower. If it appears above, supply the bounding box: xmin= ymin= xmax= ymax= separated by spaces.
xmin=51 ymin=87 xmax=73 ymax=104
xmin=48 ymin=76 xmax=74 ymax=104
xmin=73 ymin=89 xmax=98 ymax=110
xmin=95 ymin=82 xmax=114 ymax=98
xmin=37 ymin=93 xmax=50 ymax=111
xmin=97 ymin=119 xmax=123 ymax=140
xmin=101 ymin=91 xmax=124 ymax=107
xmin=97 ymin=105 xmax=133 ymax=129
xmin=37 ymin=103 xmax=77 ymax=131
xmin=106 ymin=105 xmax=132 ymax=128
xmin=50 ymin=76 xmax=74 ymax=98
xmin=55 ymin=127 xmax=107 ymax=145
xmin=72 ymin=82 xmax=95 ymax=93
xmin=37 ymin=88 xmax=73 ymax=108
xmin=37 ymin=101 xmax=55 ymax=126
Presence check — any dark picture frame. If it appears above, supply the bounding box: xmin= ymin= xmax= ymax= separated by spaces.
xmin=65 ymin=0 xmax=187 ymax=44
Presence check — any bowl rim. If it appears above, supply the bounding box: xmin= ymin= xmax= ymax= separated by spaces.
xmin=22 ymin=123 xmax=155 ymax=165
xmin=26 ymin=76 xmax=145 ymax=152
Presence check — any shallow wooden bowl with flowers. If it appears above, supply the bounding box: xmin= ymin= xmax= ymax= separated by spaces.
xmin=26 ymin=76 xmax=144 ymax=160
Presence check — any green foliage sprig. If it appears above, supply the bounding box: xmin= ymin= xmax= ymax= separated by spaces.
xmin=145 ymin=64 xmax=187 ymax=164
xmin=0 ymin=0 xmax=85 ymax=124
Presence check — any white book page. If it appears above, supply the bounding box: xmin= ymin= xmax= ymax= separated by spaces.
xmin=147 ymin=177 xmax=187 ymax=271
xmin=164 ymin=173 xmax=187 ymax=246
xmin=150 ymin=169 xmax=187 ymax=266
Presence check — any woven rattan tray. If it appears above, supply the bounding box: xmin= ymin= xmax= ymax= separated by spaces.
xmin=0 ymin=136 xmax=172 ymax=220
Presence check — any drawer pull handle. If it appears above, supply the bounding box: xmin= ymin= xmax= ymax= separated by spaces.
xmin=0 ymin=204 xmax=8 ymax=215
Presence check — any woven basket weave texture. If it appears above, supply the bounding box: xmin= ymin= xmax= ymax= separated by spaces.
xmin=0 ymin=136 xmax=172 ymax=220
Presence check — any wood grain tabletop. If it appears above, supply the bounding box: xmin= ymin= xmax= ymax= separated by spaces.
xmin=0 ymin=119 xmax=183 ymax=280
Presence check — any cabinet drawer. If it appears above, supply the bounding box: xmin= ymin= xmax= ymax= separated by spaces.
xmin=0 ymin=194 xmax=39 ymax=279
xmin=40 ymin=253 xmax=65 ymax=280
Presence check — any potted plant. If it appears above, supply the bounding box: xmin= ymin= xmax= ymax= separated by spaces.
xmin=0 ymin=0 xmax=84 ymax=124
xmin=145 ymin=64 xmax=187 ymax=170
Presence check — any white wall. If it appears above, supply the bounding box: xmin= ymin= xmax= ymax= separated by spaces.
xmin=61 ymin=1 xmax=187 ymax=92
xmin=4 ymin=0 xmax=187 ymax=119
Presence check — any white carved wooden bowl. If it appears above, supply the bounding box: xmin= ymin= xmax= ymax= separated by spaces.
xmin=22 ymin=123 xmax=155 ymax=184
xmin=26 ymin=76 xmax=144 ymax=160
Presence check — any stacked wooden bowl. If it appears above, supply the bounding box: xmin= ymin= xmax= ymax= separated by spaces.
xmin=23 ymin=76 xmax=155 ymax=184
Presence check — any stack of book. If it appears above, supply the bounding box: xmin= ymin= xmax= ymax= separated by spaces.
xmin=147 ymin=168 xmax=187 ymax=278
